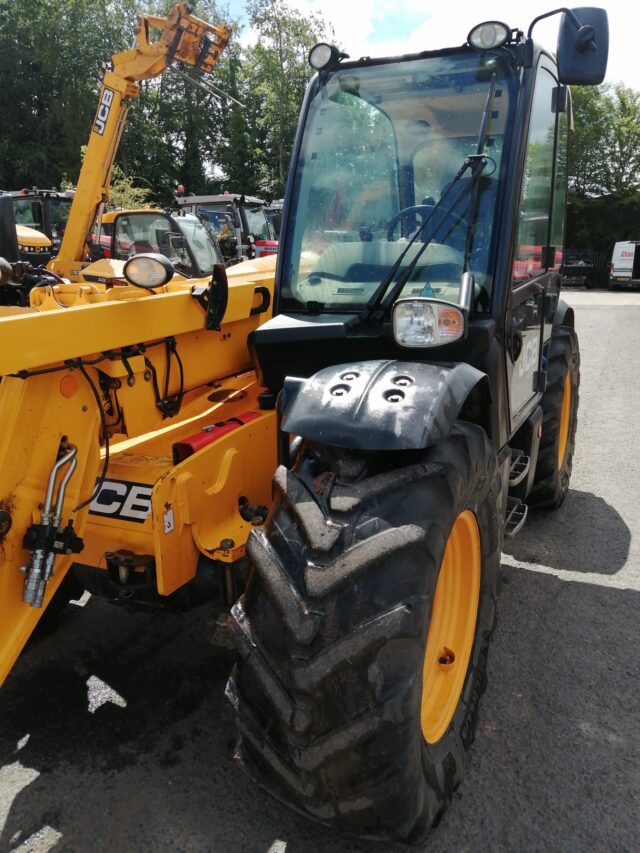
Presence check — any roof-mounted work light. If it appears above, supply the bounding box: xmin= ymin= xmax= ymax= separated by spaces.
xmin=467 ymin=21 xmax=510 ymax=50
xmin=308 ymin=43 xmax=348 ymax=71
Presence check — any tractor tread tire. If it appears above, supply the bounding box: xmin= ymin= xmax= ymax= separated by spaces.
xmin=529 ymin=325 xmax=580 ymax=509
xmin=227 ymin=423 xmax=503 ymax=844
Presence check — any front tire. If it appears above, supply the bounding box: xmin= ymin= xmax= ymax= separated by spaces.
xmin=227 ymin=423 xmax=502 ymax=843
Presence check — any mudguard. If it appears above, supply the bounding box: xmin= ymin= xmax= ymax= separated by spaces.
xmin=280 ymin=359 xmax=489 ymax=451
xmin=554 ymin=298 xmax=575 ymax=328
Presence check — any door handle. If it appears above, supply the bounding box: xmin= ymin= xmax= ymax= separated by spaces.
xmin=509 ymin=329 xmax=523 ymax=362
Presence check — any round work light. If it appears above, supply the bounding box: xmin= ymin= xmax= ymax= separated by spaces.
xmin=123 ymin=253 xmax=174 ymax=290
xmin=467 ymin=21 xmax=510 ymax=50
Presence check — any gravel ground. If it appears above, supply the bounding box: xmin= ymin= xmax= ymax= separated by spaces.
xmin=0 ymin=290 xmax=639 ymax=853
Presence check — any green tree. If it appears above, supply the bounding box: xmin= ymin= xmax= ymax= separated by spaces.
xmin=211 ymin=44 xmax=263 ymax=195
xmin=108 ymin=163 xmax=151 ymax=208
xmin=567 ymin=83 xmax=640 ymax=256
xmin=0 ymin=0 xmax=137 ymax=189
xmin=245 ymin=0 xmax=330 ymax=197
xmin=0 ymin=0 xmax=333 ymax=203
xmin=569 ymin=84 xmax=640 ymax=196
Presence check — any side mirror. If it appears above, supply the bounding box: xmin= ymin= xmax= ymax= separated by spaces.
xmin=227 ymin=203 xmax=242 ymax=230
xmin=557 ymin=7 xmax=608 ymax=85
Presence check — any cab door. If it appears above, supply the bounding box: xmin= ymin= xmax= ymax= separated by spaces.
xmin=507 ymin=60 xmax=568 ymax=431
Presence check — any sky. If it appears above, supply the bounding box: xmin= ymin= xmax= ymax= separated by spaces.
xmin=229 ymin=0 xmax=638 ymax=89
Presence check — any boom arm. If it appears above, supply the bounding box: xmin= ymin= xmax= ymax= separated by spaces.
xmin=50 ymin=3 xmax=230 ymax=279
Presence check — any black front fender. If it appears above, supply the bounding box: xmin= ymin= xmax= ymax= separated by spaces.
xmin=553 ymin=297 xmax=575 ymax=328
xmin=281 ymin=359 xmax=489 ymax=451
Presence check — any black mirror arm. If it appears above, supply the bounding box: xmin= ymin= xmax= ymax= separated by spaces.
xmin=527 ymin=7 xmax=596 ymax=51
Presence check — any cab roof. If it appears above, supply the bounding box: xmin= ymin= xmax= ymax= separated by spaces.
xmin=176 ymin=194 xmax=267 ymax=206
xmin=101 ymin=208 xmax=163 ymax=223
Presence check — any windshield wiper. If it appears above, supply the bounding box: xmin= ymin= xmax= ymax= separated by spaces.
xmin=360 ymin=156 xmax=487 ymax=321
xmin=361 ymin=74 xmax=498 ymax=322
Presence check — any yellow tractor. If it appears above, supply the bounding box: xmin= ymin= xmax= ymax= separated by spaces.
xmin=0 ymin=2 xmax=609 ymax=847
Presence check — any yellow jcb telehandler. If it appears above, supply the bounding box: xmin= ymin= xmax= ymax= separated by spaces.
xmin=0 ymin=1 xmax=278 ymax=682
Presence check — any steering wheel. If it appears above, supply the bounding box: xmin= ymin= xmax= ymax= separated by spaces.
xmin=386 ymin=204 xmax=467 ymax=242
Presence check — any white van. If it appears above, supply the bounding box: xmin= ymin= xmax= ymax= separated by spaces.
xmin=609 ymin=241 xmax=640 ymax=288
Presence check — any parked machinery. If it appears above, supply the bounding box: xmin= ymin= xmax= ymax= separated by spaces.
xmin=176 ymin=193 xmax=278 ymax=264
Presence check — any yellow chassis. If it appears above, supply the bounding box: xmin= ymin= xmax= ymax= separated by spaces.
xmin=0 ymin=258 xmax=277 ymax=685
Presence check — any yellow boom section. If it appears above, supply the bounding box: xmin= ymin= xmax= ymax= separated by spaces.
xmin=50 ymin=3 xmax=230 ymax=280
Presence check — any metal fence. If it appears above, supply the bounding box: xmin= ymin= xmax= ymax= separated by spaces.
xmin=562 ymin=249 xmax=609 ymax=288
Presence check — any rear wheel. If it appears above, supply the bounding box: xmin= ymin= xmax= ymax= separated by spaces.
xmin=227 ymin=423 xmax=502 ymax=843
xmin=529 ymin=325 xmax=580 ymax=509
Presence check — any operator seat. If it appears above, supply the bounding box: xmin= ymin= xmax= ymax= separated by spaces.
xmin=436 ymin=176 xmax=498 ymax=257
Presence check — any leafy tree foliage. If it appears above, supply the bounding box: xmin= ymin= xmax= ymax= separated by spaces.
xmin=570 ymin=84 xmax=640 ymax=196
xmin=108 ymin=163 xmax=151 ymax=208
xmin=0 ymin=0 xmax=325 ymax=203
xmin=243 ymin=0 xmax=330 ymax=197
xmin=0 ymin=0 xmax=137 ymax=189
xmin=1 ymin=0 xmax=639 ymax=258
xmin=567 ymin=84 xmax=640 ymax=254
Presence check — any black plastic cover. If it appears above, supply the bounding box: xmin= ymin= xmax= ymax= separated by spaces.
xmin=281 ymin=359 xmax=488 ymax=451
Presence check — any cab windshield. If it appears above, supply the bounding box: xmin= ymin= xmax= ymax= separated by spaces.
xmin=281 ymin=51 xmax=513 ymax=313
xmin=112 ymin=212 xmax=221 ymax=276
xmin=13 ymin=198 xmax=43 ymax=230
xmin=244 ymin=205 xmax=272 ymax=240
xmin=49 ymin=197 xmax=72 ymax=242
xmin=177 ymin=213 xmax=223 ymax=273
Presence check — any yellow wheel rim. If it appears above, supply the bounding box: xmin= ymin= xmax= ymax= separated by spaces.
xmin=557 ymin=373 xmax=572 ymax=469
xmin=421 ymin=510 xmax=481 ymax=745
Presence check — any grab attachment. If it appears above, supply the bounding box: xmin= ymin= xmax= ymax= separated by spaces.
xmin=21 ymin=444 xmax=84 ymax=608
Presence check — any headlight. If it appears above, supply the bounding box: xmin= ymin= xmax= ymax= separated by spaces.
xmin=123 ymin=253 xmax=174 ymax=289
xmin=392 ymin=299 xmax=465 ymax=348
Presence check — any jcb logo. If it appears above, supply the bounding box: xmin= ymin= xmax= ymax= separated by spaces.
xmin=89 ymin=478 xmax=152 ymax=524
xmin=94 ymin=88 xmax=114 ymax=136
xmin=517 ymin=336 xmax=539 ymax=379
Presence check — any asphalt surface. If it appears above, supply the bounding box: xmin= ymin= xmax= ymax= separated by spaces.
xmin=1 ymin=289 xmax=639 ymax=853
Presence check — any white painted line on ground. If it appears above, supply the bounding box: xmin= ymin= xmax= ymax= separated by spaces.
xmin=86 ymin=675 xmax=127 ymax=714
xmin=0 ymin=762 xmax=39 ymax=835
xmin=502 ymin=554 xmax=639 ymax=591
xmin=562 ymin=291 xmax=640 ymax=306
xmin=10 ymin=825 xmax=63 ymax=852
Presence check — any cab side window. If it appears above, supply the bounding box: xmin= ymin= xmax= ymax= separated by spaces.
xmin=512 ymin=66 xmax=559 ymax=285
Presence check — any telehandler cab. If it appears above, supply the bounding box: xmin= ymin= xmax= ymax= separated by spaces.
xmin=88 ymin=208 xmax=226 ymax=285
xmin=0 ymin=188 xmax=74 ymax=264
xmin=175 ymin=193 xmax=279 ymax=265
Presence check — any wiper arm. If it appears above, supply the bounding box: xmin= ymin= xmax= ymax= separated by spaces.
xmin=361 ymin=155 xmax=487 ymax=321
xmin=362 ymin=73 xmax=498 ymax=323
